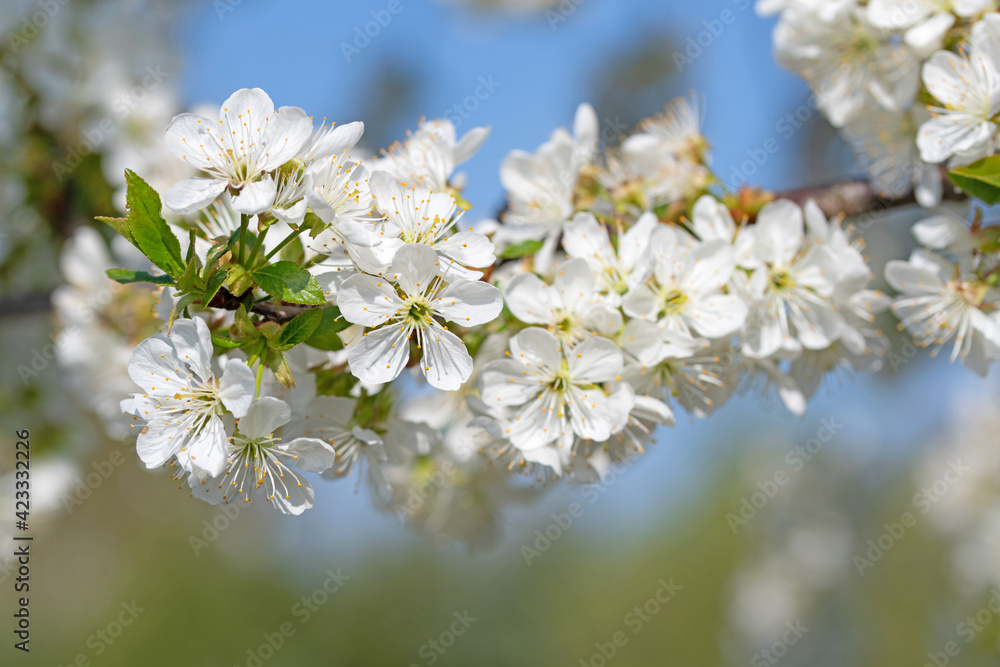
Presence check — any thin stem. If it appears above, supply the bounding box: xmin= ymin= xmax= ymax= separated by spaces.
xmin=237 ymin=215 xmax=249 ymax=265
xmin=245 ymin=223 xmax=270 ymax=268
xmin=263 ymin=228 xmax=302 ymax=262
xmin=255 ymin=355 xmax=266 ymax=398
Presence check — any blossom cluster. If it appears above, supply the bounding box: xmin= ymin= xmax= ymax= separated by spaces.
xmin=475 ymin=99 xmax=889 ymax=482
xmin=763 ymin=0 xmax=1000 ymax=205
xmin=763 ymin=0 xmax=1000 ymax=377
xmin=103 ymin=65 xmax=996 ymax=545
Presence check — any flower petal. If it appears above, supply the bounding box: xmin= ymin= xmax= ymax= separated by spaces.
xmin=164 ymin=177 xmax=228 ymax=215
xmin=434 ymin=280 xmax=503 ymax=326
xmin=420 ymin=325 xmax=474 ymax=390
xmin=348 ymin=324 xmax=410 ymax=385
xmin=239 ymin=397 xmax=291 ymax=440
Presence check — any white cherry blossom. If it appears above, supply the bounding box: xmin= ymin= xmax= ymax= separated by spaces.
xmin=197 ymin=397 xmax=336 ymax=514
xmin=121 ymin=317 xmax=255 ymax=476
xmin=163 ymin=88 xmax=313 ymax=215
xmin=338 ymin=243 xmax=503 ymax=390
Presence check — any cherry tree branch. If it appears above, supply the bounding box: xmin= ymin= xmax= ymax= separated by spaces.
xmin=772 ymin=172 xmax=963 ymax=220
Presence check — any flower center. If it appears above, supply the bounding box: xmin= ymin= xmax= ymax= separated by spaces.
xmin=658 ymin=288 xmax=688 ymax=316
xmin=405 ymin=297 xmax=435 ymax=327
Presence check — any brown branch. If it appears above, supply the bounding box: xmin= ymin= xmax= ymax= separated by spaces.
xmin=206 ymin=287 xmax=316 ymax=324
xmin=772 ymin=170 xmax=964 ymax=220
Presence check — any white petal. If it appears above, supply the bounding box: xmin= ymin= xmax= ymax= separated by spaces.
xmin=566 ymin=386 xmax=613 ymax=441
xmin=553 ymin=258 xmax=598 ymax=314
xmin=505 ymin=272 xmax=554 ymax=325
xmin=420 ymin=325 xmax=474 ymax=390
xmin=435 ymin=231 xmax=495 ymax=269
xmin=338 ymin=274 xmax=402 ymax=327
xmin=268 ymin=468 xmax=315 ymax=515
xmin=128 ymin=337 xmax=187 ymax=396
xmin=691 ymin=195 xmax=735 ymax=242
xmin=621 ymin=284 xmax=659 ymax=320
xmin=218 ymin=359 xmax=256 ymax=417
xmin=566 ymin=336 xmax=622 ymax=384
xmin=754 ymin=199 xmax=803 ymax=266
xmin=168 ymin=317 xmax=213 ymax=382
xmin=348 ymin=324 xmax=410 ymax=385
xmin=303 ymin=121 xmax=364 ymax=161
xmin=186 ymin=415 xmax=229 ymax=477
xmin=687 ymin=294 xmax=747 ymax=338
xmin=453 ymin=126 xmax=490 ymax=165
xmin=687 ymin=240 xmax=735 ymax=294
xmin=239 ymin=397 xmax=291 ymax=440
xmin=562 ymin=212 xmax=612 ymax=264
xmin=480 ymin=359 xmax=543 ymax=406
xmin=164 ymin=112 xmax=224 ymax=170
xmin=164 ymin=178 xmax=227 ymax=215
xmin=904 ymin=13 xmax=954 ymax=55
xmin=884 ymin=260 xmax=945 ymax=294
xmin=510 ymin=327 xmax=563 ymax=371
xmin=278 ymin=437 xmax=336 ymax=473
xmin=434 ymin=280 xmax=503 ymax=326
xmin=231 ymin=176 xmax=277 ymax=215
xmin=390 ymin=243 xmax=439 ymax=297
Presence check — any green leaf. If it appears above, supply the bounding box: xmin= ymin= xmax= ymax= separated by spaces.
xmin=202 ymin=269 xmax=227 ymax=307
xmin=276 ymin=308 xmax=322 ymax=349
xmin=252 ymin=261 xmax=326 ymax=305
xmin=167 ymin=294 xmax=198 ymax=332
xmin=232 ymin=305 xmax=262 ymax=342
xmin=206 ymin=228 xmax=242 ymax=267
xmin=211 ymin=332 xmax=246 ymax=350
xmin=305 ymin=306 xmax=350 ymax=351
xmin=269 ymin=350 xmax=295 ymax=389
xmin=124 ymin=170 xmax=185 ymax=277
xmin=106 ymin=268 xmax=175 ymax=286
xmin=949 ymin=156 xmax=1000 ymax=205
xmin=97 ymin=216 xmax=136 ymax=245
xmin=498 ymin=239 xmax=544 ymax=260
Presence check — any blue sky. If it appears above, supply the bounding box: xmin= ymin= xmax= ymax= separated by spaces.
xmin=175 ymin=0 xmax=999 ymax=559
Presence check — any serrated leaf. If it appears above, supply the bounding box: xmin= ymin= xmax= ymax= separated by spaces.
xmin=498 ymin=239 xmax=544 ymax=260
xmin=124 ymin=170 xmax=185 ymax=277
xmin=232 ymin=305 xmax=261 ymax=342
xmin=949 ymin=156 xmax=1000 ymax=205
xmin=97 ymin=216 xmax=136 ymax=245
xmin=211 ymin=332 xmax=246 ymax=349
xmin=252 ymin=261 xmax=326 ymax=305
xmin=305 ymin=306 xmax=350 ymax=351
xmin=106 ymin=268 xmax=176 ymax=286
xmin=202 ymin=269 xmax=227 ymax=307
xmin=269 ymin=349 xmax=295 ymax=389
xmin=276 ymin=308 xmax=322 ymax=349
xmin=207 ymin=228 xmax=242 ymax=268
xmin=167 ymin=294 xmax=198 ymax=332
